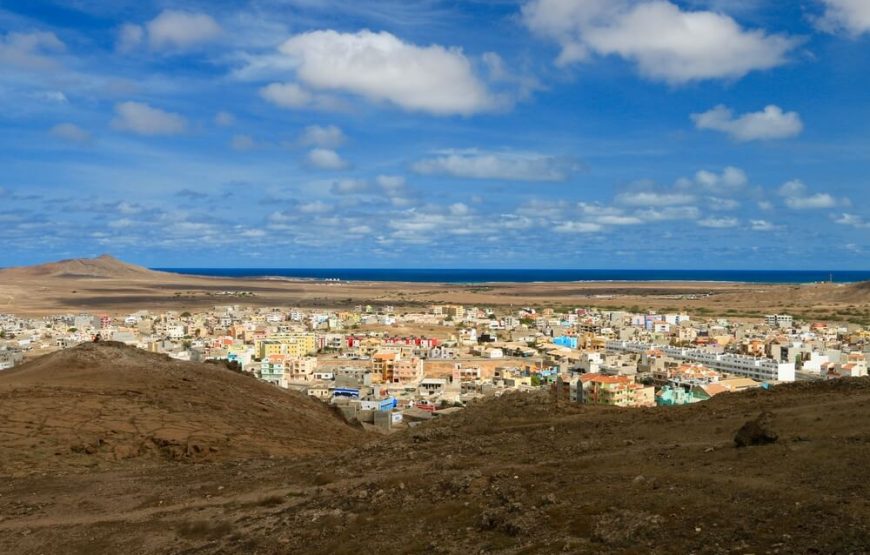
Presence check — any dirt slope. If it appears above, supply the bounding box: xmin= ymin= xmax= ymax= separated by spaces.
xmin=2 ymin=356 xmax=870 ymax=553
xmin=0 ymin=342 xmax=364 ymax=473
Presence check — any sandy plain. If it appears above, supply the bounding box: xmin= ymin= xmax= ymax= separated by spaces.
xmin=0 ymin=256 xmax=867 ymax=324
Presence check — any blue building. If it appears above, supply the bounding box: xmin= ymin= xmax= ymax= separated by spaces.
xmin=656 ymin=385 xmax=703 ymax=406
xmin=553 ymin=336 xmax=578 ymax=349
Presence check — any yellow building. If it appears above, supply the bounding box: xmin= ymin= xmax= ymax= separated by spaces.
xmin=255 ymin=333 xmax=317 ymax=359
xmin=445 ymin=305 xmax=465 ymax=320
xmin=371 ymin=352 xmax=423 ymax=385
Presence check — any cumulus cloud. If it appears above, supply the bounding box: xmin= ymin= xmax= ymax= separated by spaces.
xmin=786 ymin=195 xmax=837 ymax=210
xmin=300 ymin=125 xmax=345 ymax=148
xmin=635 ymin=206 xmax=701 ymax=221
xmin=307 ymin=148 xmax=348 ymax=170
xmin=260 ymin=82 xmax=312 ymax=108
xmin=686 ymin=166 xmax=748 ymax=194
xmin=412 ymin=150 xmax=581 ymax=182
xmin=377 ymin=175 xmax=406 ymax=190
xmin=554 ymin=221 xmax=604 ymax=233
xmin=449 ymin=203 xmax=470 ymax=216
xmin=692 ymin=105 xmax=803 ymax=141
xmin=816 ymin=0 xmax=870 ymax=36
xmin=596 ymin=214 xmax=643 ymax=225
xmin=750 ymin=219 xmax=777 ymax=231
xmin=330 ymin=179 xmax=368 ymax=195
xmin=298 ymin=201 xmax=332 ymax=214
xmin=112 ymin=101 xmax=187 ymax=136
xmin=616 ymin=191 xmax=695 ymax=206
xmin=521 ymin=0 xmax=796 ymax=84
xmin=0 ymin=31 xmax=65 ymax=70
xmin=146 ymin=10 xmax=222 ymax=50
xmin=50 ymin=123 xmax=91 ymax=144
xmin=698 ymin=217 xmax=739 ymax=228
xmin=267 ymin=30 xmax=497 ymax=115
xmin=778 ymin=179 xmax=842 ymax=210
xmin=834 ymin=213 xmax=870 ymax=228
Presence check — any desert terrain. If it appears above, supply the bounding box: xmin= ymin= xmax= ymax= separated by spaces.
xmin=0 ymin=256 xmax=868 ymax=325
xmin=1 ymin=342 xmax=870 ymax=553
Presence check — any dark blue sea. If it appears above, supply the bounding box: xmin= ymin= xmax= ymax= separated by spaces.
xmin=153 ymin=268 xmax=870 ymax=284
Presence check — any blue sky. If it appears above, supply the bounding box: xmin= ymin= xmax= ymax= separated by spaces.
xmin=1 ymin=0 xmax=868 ymax=269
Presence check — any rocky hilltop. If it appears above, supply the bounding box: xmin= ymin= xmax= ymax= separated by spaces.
xmin=1 ymin=348 xmax=870 ymax=554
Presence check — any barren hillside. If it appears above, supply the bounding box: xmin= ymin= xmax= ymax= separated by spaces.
xmin=0 ymin=342 xmax=365 ymax=473
xmin=1 ymin=353 xmax=870 ymax=553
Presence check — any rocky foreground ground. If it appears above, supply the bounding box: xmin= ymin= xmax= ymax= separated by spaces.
xmin=2 ymin=344 xmax=870 ymax=553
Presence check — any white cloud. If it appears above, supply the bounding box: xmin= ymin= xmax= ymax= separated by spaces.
xmin=689 ymin=166 xmax=748 ymax=194
xmin=817 ymin=0 xmax=870 ymax=36
xmin=260 ymin=82 xmax=312 ymax=109
xmin=522 ymin=0 xmax=796 ymax=84
xmin=596 ymin=214 xmax=644 ymax=225
xmin=698 ymin=217 xmax=739 ymax=228
xmin=635 ymin=206 xmax=701 ymax=221
xmin=449 ymin=203 xmax=470 ymax=216
xmin=300 ymin=124 xmax=345 ymax=148
xmin=834 ymin=213 xmax=870 ymax=228
xmin=750 ymin=219 xmax=776 ymax=231
xmin=0 ymin=31 xmax=65 ymax=70
xmin=554 ymin=221 xmax=603 ymax=233
xmin=147 ymin=10 xmax=222 ymax=50
xmin=238 ymin=228 xmax=266 ymax=239
xmin=517 ymin=199 xmax=567 ymax=218
xmin=786 ymin=194 xmax=837 ymax=210
xmin=692 ymin=105 xmax=803 ymax=141
xmin=50 ymin=123 xmax=91 ymax=144
xmin=112 ymin=101 xmax=187 ymax=136
xmin=377 ymin=175 xmax=406 ymax=190
xmin=214 ymin=111 xmax=235 ymax=126
xmin=707 ymin=197 xmax=740 ymax=211
xmin=298 ymin=201 xmax=332 ymax=214
xmin=32 ymin=90 xmax=68 ymax=103
xmin=349 ymin=225 xmax=372 ymax=234
xmin=116 ymin=24 xmax=143 ymax=53
xmin=778 ymin=179 xmax=842 ymax=210
xmin=307 ymin=148 xmax=348 ymax=170
xmin=778 ymin=179 xmax=807 ymax=198
xmin=413 ymin=150 xmax=580 ymax=182
xmin=616 ymin=191 xmax=695 ymax=206
xmin=231 ymin=134 xmax=255 ymax=151
xmin=330 ymin=179 xmax=368 ymax=195
xmin=273 ymin=30 xmax=497 ymax=115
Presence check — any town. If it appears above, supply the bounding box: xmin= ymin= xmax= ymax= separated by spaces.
xmin=2 ymin=303 xmax=868 ymax=432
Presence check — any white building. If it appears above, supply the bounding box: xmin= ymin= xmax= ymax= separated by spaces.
xmin=765 ymin=314 xmax=793 ymax=328
xmin=607 ymin=340 xmax=795 ymax=382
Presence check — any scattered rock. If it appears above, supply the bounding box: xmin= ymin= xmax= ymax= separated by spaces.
xmin=734 ymin=412 xmax=778 ymax=448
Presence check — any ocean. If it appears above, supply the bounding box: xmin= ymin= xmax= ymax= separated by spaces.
xmin=153 ymin=268 xmax=870 ymax=284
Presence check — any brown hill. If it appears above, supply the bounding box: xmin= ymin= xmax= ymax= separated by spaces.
xmin=0 ymin=342 xmax=364 ymax=472
xmin=2 ymin=362 xmax=870 ymax=554
xmin=225 ymin=381 xmax=870 ymax=554
xmin=0 ymin=254 xmax=161 ymax=279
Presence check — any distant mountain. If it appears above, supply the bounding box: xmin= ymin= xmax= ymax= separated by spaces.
xmin=0 ymin=254 xmax=162 ymax=279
